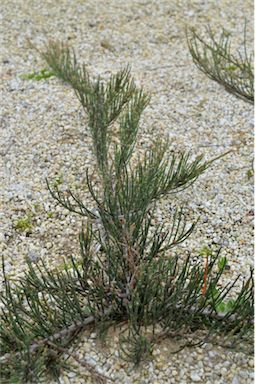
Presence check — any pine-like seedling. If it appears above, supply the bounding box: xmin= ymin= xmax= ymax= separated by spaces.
xmin=187 ymin=23 xmax=254 ymax=103
xmin=0 ymin=41 xmax=253 ymax=383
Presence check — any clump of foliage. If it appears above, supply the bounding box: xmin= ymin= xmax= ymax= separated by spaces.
xmin=246 ymin=168 xmax=253 ymax=180
xmin=21 ymin=68 xmax=55 ymax=81
xmin=0 ymin=41 xmax=253 ymax=383
xmin=13 ymin=207 xmax=36 ymax=235
xmin=186 ymin=23 xmax=254 ymax=103
xmin=13 ymin=214 xmax=33 ymax=234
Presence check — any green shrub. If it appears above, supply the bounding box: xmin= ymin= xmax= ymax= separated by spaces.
xmin=1 ymin=41 xmax=253 ymax=383
xmin=187 ymin=23 xmax=254 ymax=103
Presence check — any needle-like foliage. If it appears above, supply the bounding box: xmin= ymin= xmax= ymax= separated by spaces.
xmin=187 ymin=23 xmax=254 ymax=103
xmin=39 ymin=40 xmax=148 ymax=176
xmin=0 ymin=40 xmax=253 ymax=383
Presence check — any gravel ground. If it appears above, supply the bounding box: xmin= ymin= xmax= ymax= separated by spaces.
xmin=0 ymin=0 xmax=254 ymax=383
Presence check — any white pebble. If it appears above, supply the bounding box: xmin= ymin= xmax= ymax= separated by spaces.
xmin=190 ymin=372 xmax=201 ymax=382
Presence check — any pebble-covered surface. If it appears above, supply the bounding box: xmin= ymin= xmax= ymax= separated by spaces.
xmin=0 ymin=0 xmax=254 ymax=383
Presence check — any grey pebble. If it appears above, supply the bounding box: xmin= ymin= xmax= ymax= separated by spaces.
xmin=190 ymin=372 xmax=202 ymax=382
xmin=232 ymin=376 xmax=239 ymax=384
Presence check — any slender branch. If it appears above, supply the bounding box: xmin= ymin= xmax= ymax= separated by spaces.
xmin=0 ymin=317 xmax=93 ymax=364
xmin=0 ymin=307 xmax=112 ymax=364
xmin=0 ymin=300 xmax=251 ymax=365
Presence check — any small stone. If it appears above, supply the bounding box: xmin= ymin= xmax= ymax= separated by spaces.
xmin=0 ymin=232 xmax=6 ymax=243
xmin=155 ymin=361 xmax=164 ymax=370
xmin=152 ymin=348 xmax=161 ymax=356
xmin=190 ymin=372 xmax=201 ymax=382
xmin=9 ymin=78 xmax=22 ymax=91
xmin=220 ymin=367 xmax=227 ymax=375
xmin=86 ymin=357 xmax=97 ymax=366
xmin=114 ymin=362 xmax=121 ymax=371
xmin=147 ymin=365 xmax=153 ymax=374
xmin=63 ymin=376 xmax=70 ymax=384
xmin=27 ymin=248 xmax=39 ymax=262
xmin=208 ymin=351 xmax=217 ymax=359
xmin=214 ymin=363 xmax=223 ymax=371
xmin=239 ymin=370 xmax=248 ymax=379
xmin=248 ymin=359 xmax=254 ymax=368
xmin=232 ymin=376 xmax=239 ymax=384
xmin=82 ymin=342 xmax=91 ymax=352
xmin=67 ymin=372 xmax=76 ymax=378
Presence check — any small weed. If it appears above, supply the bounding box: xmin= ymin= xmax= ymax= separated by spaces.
xmin=225 ymin=65 xmax=238 ymax=72
xmin=47 ymin=212 xmax=54 ymax=219
xmin=209 ymin=287 xmax=237 ymax=313
xmin=199 ymin=246 xmax=213 ymax=257
xmin=53 ymin=174 xmax=64 ymax=188
xmin=217 ymin=256 xmax=228 ymax=271
xmin=14 ymin=215 xmax=33 ymax=232
xmin=32 ymin=203 xmax=44 ymax=213
xmin=246 ymin=169 xmax=253 ymax=180
xmin=21 ymin=68 xmax=55 ymax=81
xmin=100 ymin=39 xmax=115 ymax=52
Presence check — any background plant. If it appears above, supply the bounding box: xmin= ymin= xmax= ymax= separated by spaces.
xmin=0 ymin=41 xmax=253 ymax=383
xmin=21 ymin=68 xmax=55 ymax=81
xmin=186 ymin=23 xmax=254 ymax=103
